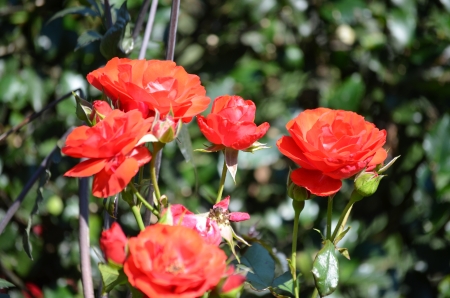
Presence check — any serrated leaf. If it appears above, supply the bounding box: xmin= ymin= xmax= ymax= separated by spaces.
xmin=100 ymin=1 xmax=131 ymax=59
xmin=224 ymin=148 xmax=239 ymax=183
xmin=337 ymin=248 xmax=350 ymax=260
xmin=0 ymin=278 xmax=14 ymax=289
xmin=75 ymin=30 xmax=103 ymax=51
xmin=98 ymin=263 xmax=127 ymax=293
xmin=47 ymin=6 xmax=99 ymax=24
xmin=177 ymin=125 xmax=194 ymax=163
xmin=333 ymin=226 xmax=350 ymax=245
xmin=311 ymin=240 xmax=339 ymax=297
xmin=240 ymin=243 xmax=275 ymax=290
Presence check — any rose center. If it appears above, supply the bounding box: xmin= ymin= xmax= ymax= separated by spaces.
xmin=165 ymin=260 xmax=185 ymax=274
xmin=209 ymin=207 xmax=230 ymax=225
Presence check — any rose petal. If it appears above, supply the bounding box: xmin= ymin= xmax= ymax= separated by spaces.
xmin=290 ymin=168 xmax=342 ymax=196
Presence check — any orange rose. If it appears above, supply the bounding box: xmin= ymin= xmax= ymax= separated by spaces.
xmin=87 ymin=58 xmax=210 ymax=122
xmin=277 ymin=108 xmax=387 ymax=196
xmin=124 ymin=224 xmax=227 ymax=298
xmin=62 ymin=109 xmax=152 ymax=197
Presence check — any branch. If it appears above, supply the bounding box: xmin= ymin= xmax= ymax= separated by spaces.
xmin=138 ymin=0 xmax=159 ymax=60
xmin=132 ymin=0 xmax=151 ymax=40
xmin=0 ymin=127 xmax=74 ymax=235
xmin=79 ymin=176 xmax=94 ymax=298
xmin=0 ymin=88 xmax=84 ymax=143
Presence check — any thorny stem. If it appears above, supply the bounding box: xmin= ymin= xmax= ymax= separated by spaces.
xmin=129 ymin=182 xmax=160 ymax=218
xmin=131 ymin=205 xmax=145 ymax=231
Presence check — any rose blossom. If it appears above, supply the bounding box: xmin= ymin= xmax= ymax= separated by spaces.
xmin=124 ymin=224 xmax=227 ymax=298
xmin=62 ymin=109 xmax=152 ymax=197
xmin=170 ymin=204 xmax=222 ymax=245
xmin=277 ymin=108 xmax=387 ymax=196
xmin=87 ymin=58 xmax=210 ymax=122
xmin=99 ymin=222 xmax=128 ymax=265
xmin=197 ymin=95 xmax=269 ymax=151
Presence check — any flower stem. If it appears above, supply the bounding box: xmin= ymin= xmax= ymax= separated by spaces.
xmin=216 ymin=154 xmax=228 ymax=203
xmin=326 ymin=195 xmax=333 ymax=239
xmin=151 ymin=143 xmax=163 ymax=201
xmin=131 ymin=205 xmax=145 ymax=231
xmin=291 ymin=200 xmax=304 ymax=298
xmin=311 ymin=288 xmax=318 ymax=298
xmin=330 ymin=191 xmax=362 ymax=242
xmin=129 ymin=182 xmax=160 ymax=218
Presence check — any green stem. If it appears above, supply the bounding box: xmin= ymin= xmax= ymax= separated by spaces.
xmin=326 ymin=195 xmax=333 ymax=239
xmin=216 ymin=154 xmax=228 ymax=203
xmin=330 ymin=191 xmax=362 ymax=242
xmin=150 ymin=143 xmax=162 ymax=200
xmin=291 ymin=200 xmax=304 ymax=298
xmin=129 ymin=182 xmax=160 ymax=218
xmin=131 ymin=205 xmax=145 ymax=231
xmin=311 ymin=288 xmax=318 ymax=298
xmin=137 ymin=166 xmax=144 ymax=194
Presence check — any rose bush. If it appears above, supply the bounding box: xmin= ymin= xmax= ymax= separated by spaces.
xmin=62 ymin=109 xmax=153 ymax=197
xmin=99 ymin=222 xmax=128 ymax=265
xmin=277 ymin=108 xmax=387 ymax=196
xmin=124 ymin=224 xmax=227 ymax=298
xmin=87 ymin=58 xmax=210 ymax=122
xmin=197 ymin=95 xmax=270 ymax=150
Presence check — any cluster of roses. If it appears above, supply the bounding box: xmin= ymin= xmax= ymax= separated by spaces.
xmin=62 ymin=57 xmax=389 ymax=297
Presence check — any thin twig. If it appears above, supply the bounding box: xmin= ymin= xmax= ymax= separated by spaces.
xmin=0 ymin=127 xmax=74 ymax=235
xmin=165 ymin=0 xmax=180 ymax=61
xmin=132 ymin=0 xmax=151 ymax=40
xmin=138 ymin=0 xmax=159 ymax=60
xmin=0 ymin=89 xmax=83 ymax=143
xmin=79 ymin=176 xmax=94 ymax=298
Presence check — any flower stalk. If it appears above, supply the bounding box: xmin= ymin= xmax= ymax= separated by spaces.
xmin=216 ymin=155 xmax=228 ymax=203
xmin=291 ymin=200 xmax=305 ymax=298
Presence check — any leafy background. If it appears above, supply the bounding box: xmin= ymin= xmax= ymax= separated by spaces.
xmin=1 ymin=0 xmax=450 ymax=297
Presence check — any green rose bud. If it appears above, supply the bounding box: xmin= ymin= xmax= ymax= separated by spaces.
xmin=288 ymin=182 xmax=310 ymax=202
xmin=354 ymin=172 xmax=384 ymax=197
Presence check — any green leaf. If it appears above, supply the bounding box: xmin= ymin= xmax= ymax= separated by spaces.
xmin=47 ymin=6 xmax=99 ymax=24
xmin=270 ymin=271 xmax=299 ymax=296
xmin=311 ymin=240 xmax=339 ymax=297
xmin=0 ymin=278 xmax=14 ymax=289
xmin=75 ymin=30 xmax=103 ymax=51
xmin=100 ymin=1 xmax=131 ymax=59
xmin=98 ymin=263 xmax=128 ymax=293
xmin=333 ymin=226 xmax=350 ymax=245
xmin=241 ymin=243 xmax=275 ymax=290
xmin=23 ymin=169 xmax=51 ymax=260
xmin=74 ymin=92 xmax=93 ymax=125
xmin=327 ymin=73 xmax=365 ymax=111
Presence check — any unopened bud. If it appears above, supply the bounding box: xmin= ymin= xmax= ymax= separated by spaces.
xmin=288 ymin=183 xmax=310 ymax=202
xmin=354 ymin=172 xmax=384 ymax=197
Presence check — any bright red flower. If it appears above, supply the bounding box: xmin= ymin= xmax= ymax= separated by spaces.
xmin=277 ymin=108 xmax=387 ymax=196
xmin=124 ymin=224 xmax=227 ymax=298
xmin=23 ymin=283 xmax=43 ymax=298
xmin=197 ymin=95 xmax=270 ymax=150
xmin=220 ymin=267 xmax=246 ymax=294
xmin=89 ymin=100 xmax=113 ymax=124
xmin=100 ymin=222 xmax=128 ymax=265
xmin=62 ymin=109 xmax=153 ymax=197
xmin=87 ymin=58 xmax=210 ymax=122
xmin=171 ymin=204 xmax=222 ymax=246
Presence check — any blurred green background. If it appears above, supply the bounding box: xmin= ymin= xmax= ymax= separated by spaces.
xmin=1 ymin=0 xmax=450 ymax=297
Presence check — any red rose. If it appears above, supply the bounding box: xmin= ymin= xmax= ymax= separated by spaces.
xmin=124 ymin=224 xmax=227 ymax=298
xmin=100 ymin=222 xmax=128 ymax=265
xmin=170 ymin=204 xmax=222 ymax=246
xmin=23 ymin=283 xmax=43 ymax=298
xmin=197 ymin=95 xmax=270 ymax=150
xmin=277 ymin=108 xmax=387 ymax=196
xmin=62 ymin=109 xmax=152 ymax=197
xmin=89 ymin=100 xmax=113 ymax=124
xmin=87 ymin=58 xmax=210 ymax=122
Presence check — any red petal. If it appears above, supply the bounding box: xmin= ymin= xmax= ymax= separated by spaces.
xmin=229 ymin=212 xmax=250 ymax=222
xmin=197 ymin=115 xmax=222 ymax=145
xmin=64 ymin=159 xmax=107 ymax=177
xmin=92 ymin=158 xmax=139 ymax=197
xmin=291 ymin=168 xmax=342 ymax=197
xmin=214 ymin=196 xmax=230 ymax=210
